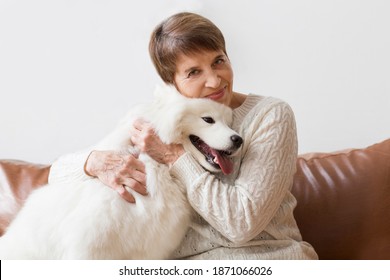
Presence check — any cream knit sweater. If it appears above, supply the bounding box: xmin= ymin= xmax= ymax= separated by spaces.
xmin=49 ymin=94 xmax=318 ymax=260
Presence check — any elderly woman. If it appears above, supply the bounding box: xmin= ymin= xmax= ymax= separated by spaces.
xmin=49 ymin=12 xmax=318 ymax=260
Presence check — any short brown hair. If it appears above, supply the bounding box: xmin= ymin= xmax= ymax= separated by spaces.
xmin=149 ymin=12 xmax=227 ymax=84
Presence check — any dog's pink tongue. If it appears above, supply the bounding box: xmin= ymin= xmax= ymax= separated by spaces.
xmin=211 ymin=150 xmax=234 ymax=175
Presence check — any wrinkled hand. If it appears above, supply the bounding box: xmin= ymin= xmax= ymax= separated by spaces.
xmin=130 ymin=118 xmax=184 ymax=165
xmin=84 ymin=150 xmax=147 ymax=203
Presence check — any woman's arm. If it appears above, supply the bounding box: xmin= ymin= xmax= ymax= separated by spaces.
xmin=48 ymin=108 xmax=148 ymax=203
xmin=48 ymin=149 xmax=92 ymax=185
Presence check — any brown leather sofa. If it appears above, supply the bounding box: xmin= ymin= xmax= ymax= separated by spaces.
xmin=1 ymin=138 xmax=389 ymax=259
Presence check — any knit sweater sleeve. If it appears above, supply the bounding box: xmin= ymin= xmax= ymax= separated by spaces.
xmin=48 ymin=149 xmax=92 ymax=184
xmin=170 ymin=98 xmax=298 ymax=244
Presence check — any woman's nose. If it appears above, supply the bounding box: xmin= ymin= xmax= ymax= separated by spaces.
xmin=205 ymin=70 xmax=221 ymax=88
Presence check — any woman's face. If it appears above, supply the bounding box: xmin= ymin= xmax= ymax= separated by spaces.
xmin=173 ymin=50 xmax=234 ymax=107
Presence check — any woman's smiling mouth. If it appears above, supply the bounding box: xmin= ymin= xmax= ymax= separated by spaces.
xmin=206 ymin=86 xmax=226 ymax=101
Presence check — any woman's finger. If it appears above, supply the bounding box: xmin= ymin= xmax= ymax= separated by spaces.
xmin=132 ymin=118 xmax=148 ymax=130
xmin=128 ymin=168 xmax=147 ymax=186
xmin=113 ymin=184 xmax=135 ymax=203
xmin=123 ymin=178 xmax=148 ymax=196
xmin=131 ymin=158 xmax=146 ymax=174
xmin=122 ymin=154 xmax=146 ymax=174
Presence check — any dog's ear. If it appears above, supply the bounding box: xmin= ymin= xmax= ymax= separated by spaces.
xmin=149 ymin=84 xmax=187 ymax=144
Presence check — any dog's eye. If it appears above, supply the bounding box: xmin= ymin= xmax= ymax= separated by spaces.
xmin=202 ymin=117 xmax=215 ymax=124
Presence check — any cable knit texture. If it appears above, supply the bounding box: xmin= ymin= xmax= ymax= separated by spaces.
xmin=49 ymin=94 xmax=318 ymax=260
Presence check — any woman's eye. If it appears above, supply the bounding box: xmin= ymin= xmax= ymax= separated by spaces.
xmin=202 ymin=117 xmax=215 ymax=124
xmin=187 ymin=69 xmax=200 ymax=78
xmin=214 ymin=58 xmax=225 ymax=65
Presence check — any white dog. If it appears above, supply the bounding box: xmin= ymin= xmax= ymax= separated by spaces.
xmin=0 ymin=85 xmax=243 ymax=259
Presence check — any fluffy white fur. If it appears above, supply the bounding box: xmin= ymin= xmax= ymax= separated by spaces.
xmin=0 ymin=85 xmax=241 ymax=259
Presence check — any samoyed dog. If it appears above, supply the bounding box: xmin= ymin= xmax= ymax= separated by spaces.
xmin=0 ymin=85 xmax=243 ymax=259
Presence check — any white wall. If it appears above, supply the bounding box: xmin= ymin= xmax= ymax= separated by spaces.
xmin=1 ymin=0 xmax=389 ymax=164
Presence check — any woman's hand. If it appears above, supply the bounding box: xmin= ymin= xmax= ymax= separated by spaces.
xmin=130 ymin=118 xmax=185 ymax=165
xmin=84 ymin=150 xmax=147 ymax=203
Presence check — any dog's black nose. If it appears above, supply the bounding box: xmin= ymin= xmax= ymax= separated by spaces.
xmin=230 ymin=135 xmax=243 ymax=148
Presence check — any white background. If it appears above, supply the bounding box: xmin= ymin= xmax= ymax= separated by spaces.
xmin=1 ymin=0 xmax=389 ymax=164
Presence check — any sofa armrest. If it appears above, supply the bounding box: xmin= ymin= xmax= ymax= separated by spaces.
xmin=0 ymin=160 xmax=50 ymax=235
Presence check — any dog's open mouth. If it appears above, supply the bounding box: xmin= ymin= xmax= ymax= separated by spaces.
xmin=189 ymin=135 xmax=234 ymax=175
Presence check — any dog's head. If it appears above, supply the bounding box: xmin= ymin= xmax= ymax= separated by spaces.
xmin=150 ymin=84 xmax=243 ymax=175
